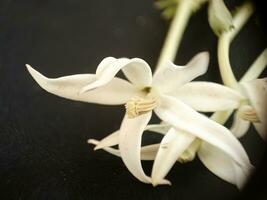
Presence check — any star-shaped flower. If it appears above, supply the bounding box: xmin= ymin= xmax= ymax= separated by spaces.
xmin=26 ymin=52 xmax=250 ymax=186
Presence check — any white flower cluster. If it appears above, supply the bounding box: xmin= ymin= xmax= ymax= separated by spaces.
xmin=26 ymin=0 xmax=266 ymax=189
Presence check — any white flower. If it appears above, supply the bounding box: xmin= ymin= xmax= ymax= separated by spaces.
xmin=231 ymin=78 xmax=267 ymax=140
xmin=26 ymin=52 xmax=250 ymax=187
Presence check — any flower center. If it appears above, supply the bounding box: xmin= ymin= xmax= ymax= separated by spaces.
xmin=125 ymin=96 xmax=158 ymax=118
xmin=238 ymin=105 xmax=260 ymax=122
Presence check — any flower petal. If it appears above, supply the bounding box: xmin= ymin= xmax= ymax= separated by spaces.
xmin=93 ymin=130 xmax=119 ymax=150
xmin=230 ymin=111 xmax=251 ymax=138
xmin=26 ymin=64 xmax=141 ymax=105
xmin=119 ymin=112 xmax=170 ymax=185
xmin=170 ymin=81 xmax=244 ymax=112
xmin=140 ymin=144 xmax=160 ymax=160
xmin=119 ymin=112 xmax=152 ymax=183
xmin=198 ymin=142 xmax=253 ymax=189
xmin=145 ymin=123 xmax=171 ymax=135
xmin=241 ymin=78 xmax=267 ymax=139
xmin=151 ymin=128 xmax=195 ymax=186
xmin=88 ymin=139 xmax=121 ymax=157
xmin=155 ymin=95 xmax=251 ymax=168
xmin=88 ymin=139 xmax=160 ymax=160
xmin=81 ymin=58 xmax=153 ymax=92
xmin=152 ymin=52 xmax=209 ymax=93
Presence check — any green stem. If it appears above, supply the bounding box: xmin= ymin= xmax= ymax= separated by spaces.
xmin=217 ymin=2 xmax=254 ymax=91
xmin=155 ymin=0 xmax=193 ymax=71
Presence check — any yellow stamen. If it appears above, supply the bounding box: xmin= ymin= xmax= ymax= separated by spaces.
xmin=125 ymin=96 xmax=157 ymax=118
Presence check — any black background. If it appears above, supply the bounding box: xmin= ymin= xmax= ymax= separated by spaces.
xmin=0 ymin=0 xmax=266 ymax=199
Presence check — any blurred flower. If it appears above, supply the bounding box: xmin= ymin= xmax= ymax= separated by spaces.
xmin=231 ymin=78 xmax=267 ymax=140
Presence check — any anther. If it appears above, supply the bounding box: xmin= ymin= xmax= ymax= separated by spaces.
xmin=125 ymin=96 xmax=157 ymax=118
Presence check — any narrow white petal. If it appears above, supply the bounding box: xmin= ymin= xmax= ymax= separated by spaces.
xmin=119 ymin=112 xmax=170 ymax=185
xmin=170 ymin=82 xmax=244 ymax=112
xmin=151 ymin=128 xmax=195 ymax=186
xmin=140 ymin=144 xmax=160 ymax=160
xmin=26 ymin=64 xmax=141 ymax=105
xmin=152 ymin=52 xmax=209 ymax=93
xmin=88 ymin=139 xmax=121 ymax=157
xmin=198 ymin=142 xmax=253 ymax=189
xmin=230 ymin=111 xmax=251 ymax=138
xmin=241 ymin=78 xmax=267 ymax=140
xmin=88 ymin=139 xmax=160 ymax=160
xmin=94 ymin=131 xmax=119 ymax=150
xmin=119 ymin=112 xmax=152 ymax=183
xmin=121 ymin=58 xmax=153 ymax=87
xmin=81 ymin=58 xmax=153 ymax=92
xmin=155 ymin=95 xmax=251 ymax=168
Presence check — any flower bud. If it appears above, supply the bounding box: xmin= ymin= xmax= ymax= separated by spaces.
xmin=208 ymin=0 xmax=234 ymax=36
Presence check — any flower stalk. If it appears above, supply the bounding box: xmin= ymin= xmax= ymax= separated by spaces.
xmin=218 ymin=2 xmax=254 ymax=91
xmin=155 ymin=0 xmax=193 ymax=70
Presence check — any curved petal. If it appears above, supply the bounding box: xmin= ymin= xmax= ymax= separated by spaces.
xmin=198 ymin=142 xmax=253 ymax=189
xmin=170 ymin=82 xmax=244 ymax=112
xmin=154 ymin=95 xmax=251 ymax=168
xmin=26 ymin=65 xmax=141 ymax=105
xmin=241 ymin=78 xmax=267 ymax=140
xmin=151 ymin=128 xmax=195 ymax=186
xmin=230 ymin=111 xmax=251 ymax=138
xmin=81 ymin=58 xmax=153 ymax=92
xmin=152 ymin=52 xmax=209 ymax=93
xmin=88 ymin=139 xmax=160 ymax=160
xmin=119 ymin=112 xmax=170 ymax=185
xmin=119 ymin=112 xmax=152 ymax=183
xmin=95 ymin=57 xmax=117 ymax=75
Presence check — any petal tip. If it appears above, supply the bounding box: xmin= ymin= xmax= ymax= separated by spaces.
xmin=151 ymin=178 xmax=171 ymax=187
xmin=87 ymin=139 xmax=103 ymax=151
xmin=25 ymin=64 xmax=48 ymax=83
xmin=25 ymin=64 xmax=32 ymax=69
xmin=87 ymin=139 xmax=98 ymax=145
xmin=151 ymin=179 xmax=159 ymax=187
xmin=25 ymin=64 xmax=36 ymax=75
xmin=151 ymin=177 xmax=160 ymax=187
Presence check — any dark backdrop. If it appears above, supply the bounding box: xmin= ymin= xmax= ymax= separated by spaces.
xmin=0 ymin=0 xmax=266 ymax=199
